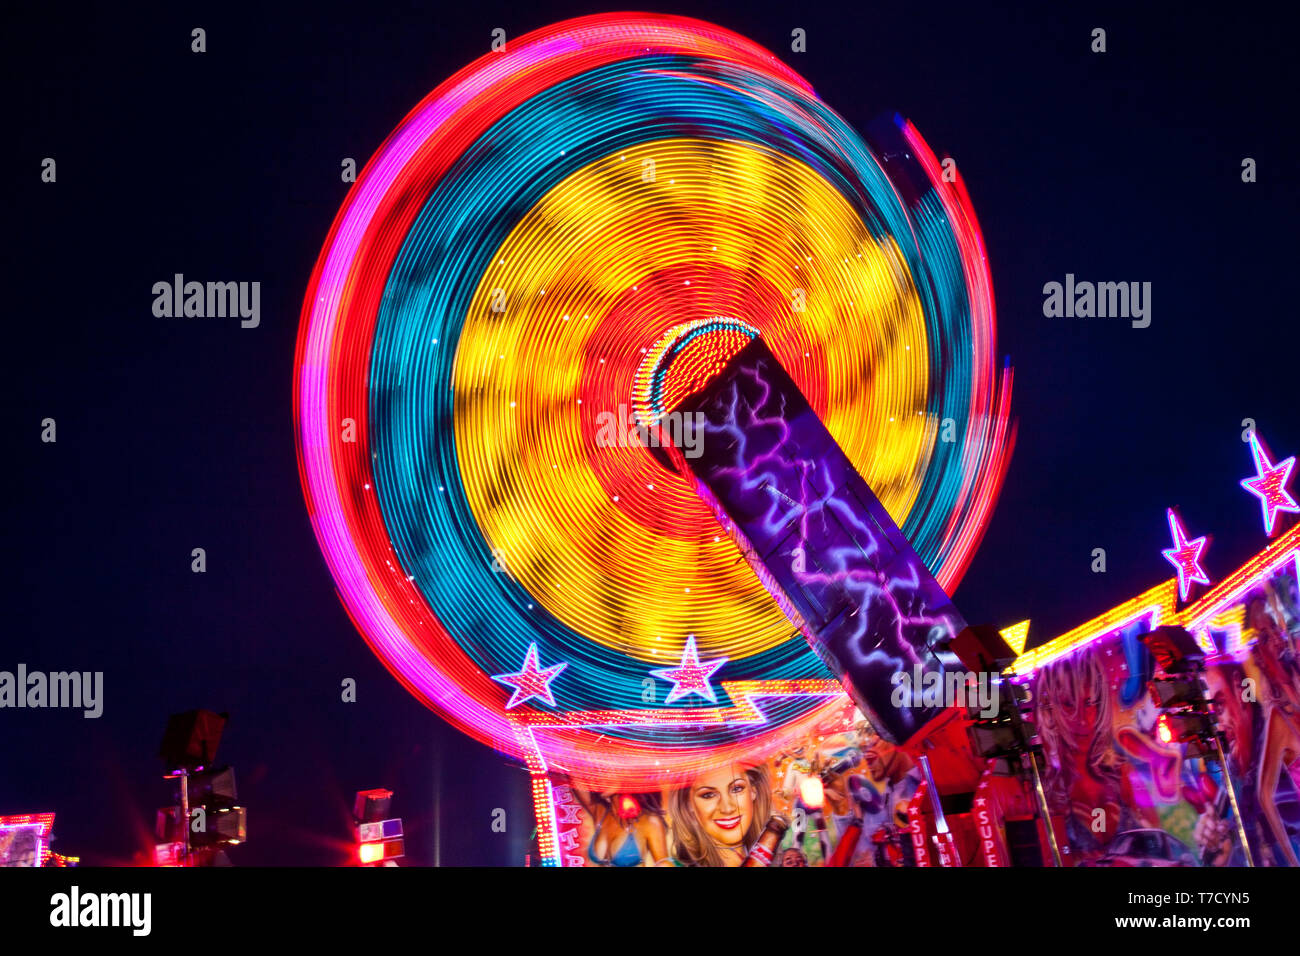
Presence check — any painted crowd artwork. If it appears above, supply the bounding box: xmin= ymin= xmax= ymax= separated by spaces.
xmin=1033 ymin=563 xmax=1300 ymax=867
xmin=550 ymin=559 xmax=1300 ymax=866
xmin=550 ymin=699 xmax=925 ymax=867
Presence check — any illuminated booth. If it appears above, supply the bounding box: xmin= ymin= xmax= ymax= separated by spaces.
xmin=0 ymin=813 xmax=56 ymax=867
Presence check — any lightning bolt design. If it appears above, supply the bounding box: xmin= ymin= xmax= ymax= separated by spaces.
xmin=671 ymin=337 xmax=968 ymax=743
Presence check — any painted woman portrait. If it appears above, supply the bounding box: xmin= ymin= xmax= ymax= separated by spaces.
xmin=570 ymin=786 xmax=670 ymax=867
xmin=1035 ymin=647 xmax=1157 ymax=852
xmin=667 ymin=763 xmax=772 ymax=866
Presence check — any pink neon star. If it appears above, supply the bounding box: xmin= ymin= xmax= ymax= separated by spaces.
xmin=1162 ymin=508 xmax=1210 ymax=601
xmin=650 ymin=636 xmax=727 ymax=705
xmin=1240 ymin=433 xmax=1299 ymax=536
xmin=492 ymin=643 xmax=567 ymax=710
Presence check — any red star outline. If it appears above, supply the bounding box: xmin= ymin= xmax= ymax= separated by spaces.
xmin=1162 ymin=508 xmax=1210 ymax=601
xmin=650 ymin=636 xmax=727 ymax=705
xmin=492 ymin=643 xmax=567 ymax=710
xmin=1241 ymin=433 xmax=1299 ymax=536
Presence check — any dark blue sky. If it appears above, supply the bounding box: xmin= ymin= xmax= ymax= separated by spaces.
xmin=6 ymin=2 xmax=1296 ymax=864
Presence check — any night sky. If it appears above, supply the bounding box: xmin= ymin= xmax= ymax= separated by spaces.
xmin=6 ymin=2 xmax=1295 ymax=865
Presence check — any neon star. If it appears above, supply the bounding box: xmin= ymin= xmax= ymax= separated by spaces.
xmin=1162 ymin=508 xmax=1210 ymax=601
xmin=1240 ymin=433 xmax=1299 ymax=536
xmin=650 ymin=636 xmax=727 ymax=705
xmin=492 ymin=643 xmax=567 ymax=710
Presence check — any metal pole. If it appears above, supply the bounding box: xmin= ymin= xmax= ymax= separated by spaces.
xmin=1212 ymin=734 xmax=1255 ymax=867
xmin=179 ymin=769 xmax=190 ymax=867
xmin=1028 ymin=751 xmax=1063 ymax=867
xmin=917 ymin=754 xmax=960 ymax=866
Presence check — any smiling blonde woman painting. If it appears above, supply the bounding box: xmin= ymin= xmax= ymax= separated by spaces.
xmin=667 ymin=763 xmax=772 ymax=866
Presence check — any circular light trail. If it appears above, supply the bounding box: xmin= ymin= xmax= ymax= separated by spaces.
xmin=294 ymin=13 xmax=1013 ymax=788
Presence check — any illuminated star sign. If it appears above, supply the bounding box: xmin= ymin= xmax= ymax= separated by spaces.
xmin=1240 ymin=433 xmax=1299 ymax=536
xmin=1162 ymin=508 xmax=1210 ymax=601
xmin=650 ymin=636 xmax=727 ymax=705
xmin=493 ymin=643 xmax=567 ymax=710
